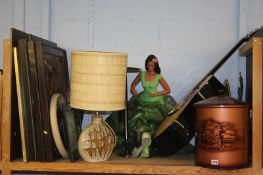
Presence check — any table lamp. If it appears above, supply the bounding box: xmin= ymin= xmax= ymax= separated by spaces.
xmin=70 ymin=51 xmax=127 ymax=162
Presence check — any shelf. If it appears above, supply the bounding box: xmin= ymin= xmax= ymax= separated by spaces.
xmin=1 ymin=32 xmax=262 ymax=175
xmin=8 ymin=154 xmax=252 ymax=175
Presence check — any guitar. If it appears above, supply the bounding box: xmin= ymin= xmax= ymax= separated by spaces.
xmin=153 ymin=26 xmax=263 ymax=156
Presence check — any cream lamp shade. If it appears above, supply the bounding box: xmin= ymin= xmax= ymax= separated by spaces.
xmin=70 ymin=51 xmax=128 ymax=111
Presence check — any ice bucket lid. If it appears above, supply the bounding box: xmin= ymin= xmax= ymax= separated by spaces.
xmin=194 ymin=95 xmax=248 ymax=108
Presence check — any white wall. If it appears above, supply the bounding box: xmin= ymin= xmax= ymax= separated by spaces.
xmin=238 ymin=0 xmax=263 ymax=101
xmin=0 ymin=0 xmax=263 ymax=101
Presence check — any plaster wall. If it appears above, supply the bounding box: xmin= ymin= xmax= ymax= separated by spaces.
xmin=0 ymin=0 xmax=262 ymax=101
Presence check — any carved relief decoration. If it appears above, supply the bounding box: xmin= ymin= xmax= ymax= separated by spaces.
xmin=196 ymin=119 xmax=238 ymax=152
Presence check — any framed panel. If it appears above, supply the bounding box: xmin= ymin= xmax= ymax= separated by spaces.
xmin=11 ymin=28 xmax=70 ymax=161
xmin=34 ymin=40 xmax=70 ymax=161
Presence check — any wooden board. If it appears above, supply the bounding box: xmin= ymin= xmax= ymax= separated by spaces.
xmin=27 ymin=40 xmax=45 ymax=161
xmin=17 ymin=39 xmax=38 ymax=161
xmin=9 ymin=154 xmax=252 ymax=175
xmin=34 ymin=40 xmax=69 ymax=161
xmin=13 ymin=47 xmax=27 ymax=162
xmin=252 ymin=38 xmax=263 ymax=170
xmin=2 ymin=39 xmax=13 ymax=162
xmin=0 ymin=70 xmax=3 ymax=160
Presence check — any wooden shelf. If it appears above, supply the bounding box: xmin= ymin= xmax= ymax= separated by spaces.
xmin=9 ymin=163 xmax=252 ymax=175
xmin=1 ymin=35 xmax=262 ymax=175
xmin=9 ymin=155 xmax=252 ymax=175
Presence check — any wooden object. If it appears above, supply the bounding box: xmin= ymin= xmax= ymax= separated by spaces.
xmin=0 ymin=36 xmax=262 ymax=174
xmin=26 ymin=40 xmax=45 ymax=161
xmin=0 ymin=70 xmax=3 ymax=160
xmin=240 ymin=37 xmax=263 ymax=175
xmin=17 ymin=39 xmax=38 ymax=161
xmin=251 ymin=38 xmax=263 ymax=172
xmin=2 ymin=39 xmax=12 ymax=159
xmin=34 ymin=40 xmax=69 ymax=161
xmin=2 ymin=39 xmax=13 ymax=174
xmin=13 ymin=47 xmax=27 ymax=162
xmin=10 ymin=28 xmax=70 ymax=162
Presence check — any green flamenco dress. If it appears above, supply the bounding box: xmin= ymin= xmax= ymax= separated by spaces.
xmin=106 ymin=71 xmax=177 ymax=157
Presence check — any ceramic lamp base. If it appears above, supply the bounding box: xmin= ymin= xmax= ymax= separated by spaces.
xmin=78 ymin=114 xmax=116 ymax=162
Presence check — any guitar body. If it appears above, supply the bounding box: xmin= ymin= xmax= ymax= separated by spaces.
xmin=152 ymin=76 xmax=226 ymax=156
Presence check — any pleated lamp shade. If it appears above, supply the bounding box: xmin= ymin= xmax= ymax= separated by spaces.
xmin=70 ymin=51 xmax=128 ymax=111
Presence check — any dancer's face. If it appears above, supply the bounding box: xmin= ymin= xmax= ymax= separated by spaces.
xmin=147 ymin=61 xmax=155 ymax=72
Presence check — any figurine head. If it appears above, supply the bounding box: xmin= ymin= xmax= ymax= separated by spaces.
xmin=145 ymin=54 xmax=161 ymax=74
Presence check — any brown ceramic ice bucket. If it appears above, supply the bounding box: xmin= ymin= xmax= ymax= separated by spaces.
xmin=194 ymin=95 xmax=249 ymax=169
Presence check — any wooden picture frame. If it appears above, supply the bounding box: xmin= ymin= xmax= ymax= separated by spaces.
xmin=16 ymin=39 xmax=38 ymax=161
xmin=34 ymin=40 xmax=70 ymax=161
xmin=10 ymin=28 xmax=70 ymax=161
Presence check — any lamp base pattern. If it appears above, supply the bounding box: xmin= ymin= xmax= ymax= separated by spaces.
xmin=78 ymin=115 xmax=116 ymax=162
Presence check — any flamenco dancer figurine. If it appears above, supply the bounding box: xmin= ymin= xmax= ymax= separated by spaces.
xmin=106 ymin=55 xmax=177 ymax=157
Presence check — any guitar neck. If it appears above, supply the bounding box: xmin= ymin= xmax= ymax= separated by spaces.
xmin=194 ymin=36 xmax=249 ymax=91
xmin=193 ymin=27 xmax=263 ymax=93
